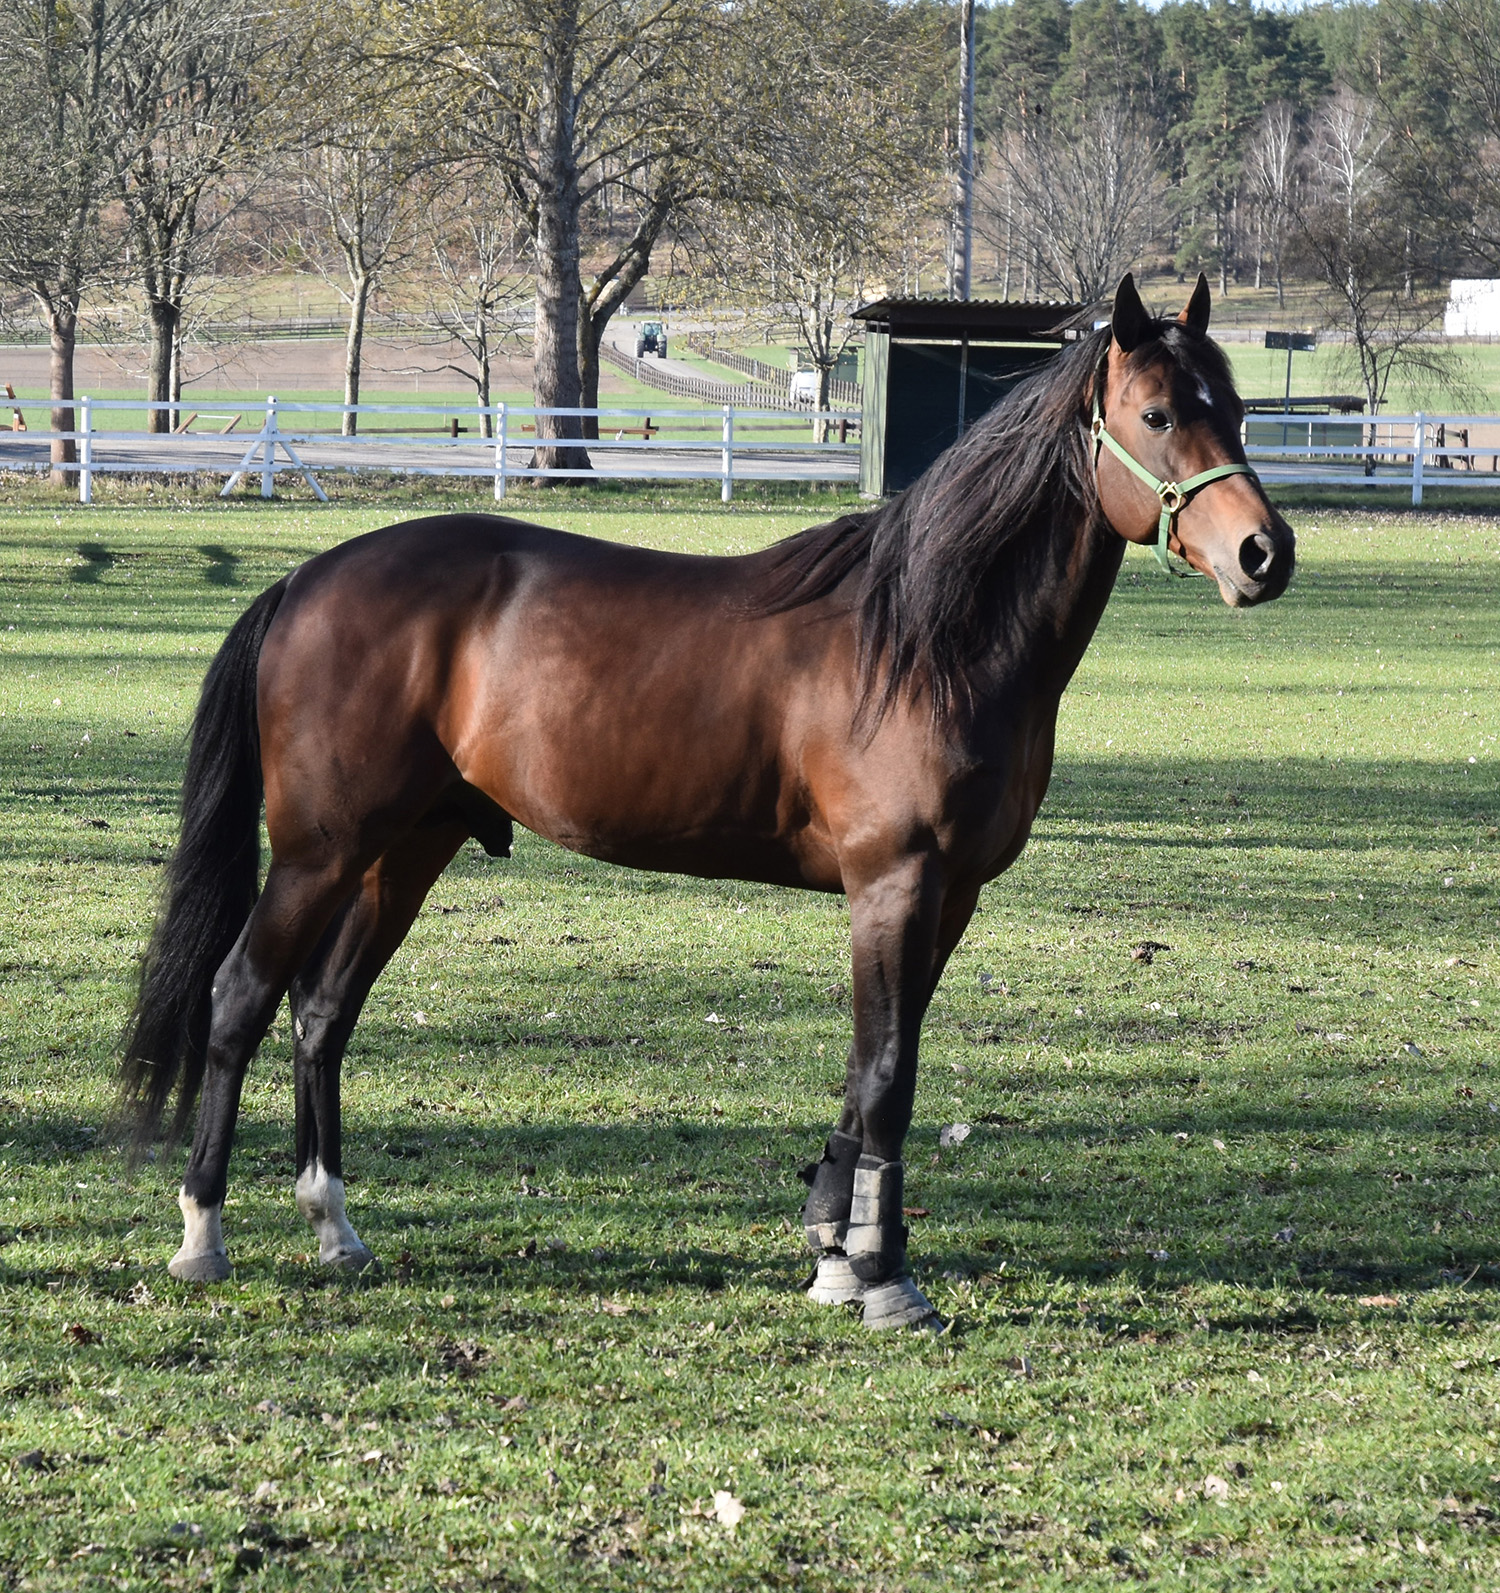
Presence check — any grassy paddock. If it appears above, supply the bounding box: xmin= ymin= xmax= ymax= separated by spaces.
xmin=0 ymin=495 xmax=1496 ymax=1590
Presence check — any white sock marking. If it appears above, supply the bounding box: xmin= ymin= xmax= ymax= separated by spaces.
xmin=177 ymin=1189 xmax=225 ymax=1256
xmin=295 ymin=1161 xmax=368 ymax=1264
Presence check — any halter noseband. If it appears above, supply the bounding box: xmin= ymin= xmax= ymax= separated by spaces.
xmin=1090 ymin=393 xmax=1257 ymax=574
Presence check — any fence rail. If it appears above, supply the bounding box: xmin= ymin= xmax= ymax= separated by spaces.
xmin=1241 ymin=410 xmax=1500 ymax=503
xmin=0 ymin=395 xmax=858 ymax=503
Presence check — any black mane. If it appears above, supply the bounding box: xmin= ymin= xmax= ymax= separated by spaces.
xmin=753 ymin=321 xmax=1236 ymax=718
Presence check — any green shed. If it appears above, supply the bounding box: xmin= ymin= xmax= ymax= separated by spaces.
xmin=853 ymin=297 xmax=1087 ymax=497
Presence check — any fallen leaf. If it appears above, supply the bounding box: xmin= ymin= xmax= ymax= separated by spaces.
xmin=1202 ymin=1474 xmax=1231 ymax=1502
xmin=712 ymin=1490 xmax=746 ymax=1531
xmin=600 ymin=1300 xmax=630 ymax=1316
xmin=360 ymin=1450 xmax=383 ymax=1465
xmin=903 ymin=1206 xmax=931 ymax=1219
xmin=1273 ymin=1226 xmax=1295 ymax=1244
xmin=64 ymin=1323 xmax=99 ymax=1346
xmin=939 ymin=1123 xmax=971 ymax=1149
xmin=1358 ymin=1294 xmax=1400 ymax=1308
xmin=501 ymin=1394 xmax=529 ymax=1411
xmin=1212 ymin=1139 xmax=1227 ymax=1153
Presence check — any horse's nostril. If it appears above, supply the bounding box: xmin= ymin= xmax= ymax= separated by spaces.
xmin=1239 ymin=531 xmax=1276 ymax=580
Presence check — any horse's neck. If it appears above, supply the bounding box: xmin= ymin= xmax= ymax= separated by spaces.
xmin=971 ymin=509 xmax=1125 ymax=723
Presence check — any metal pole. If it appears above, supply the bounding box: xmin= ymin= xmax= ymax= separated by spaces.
xmin=721 ymin=405 xmax=734 ymax=503
xmin=953 ymin=0 xmax=976 ymax=299
xmin=495 ymin=404 xmax=508 ymax=500
xmin=79 ymin=395 xmax=92 ymax=505
xmin=261 ymin=395 xmax=277 ymax=499
xmin=1284 ymin=343 xmax=1293 ymax=411
xmin=956 ymin=335 xmax=970 ymax=439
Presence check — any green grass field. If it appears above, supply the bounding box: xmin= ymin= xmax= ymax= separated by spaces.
xmin=0 ymin=492 xmax=1497 ymax=1589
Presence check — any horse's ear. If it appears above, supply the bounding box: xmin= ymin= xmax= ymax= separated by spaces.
xmin=1111 ymin=273 xmax=1154 ymax=353
xmin=1179 ymin=273 xmax=1211 ymax=334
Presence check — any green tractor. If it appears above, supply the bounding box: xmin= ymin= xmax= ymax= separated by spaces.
xmin=634 ymin=321 xmax=668 ymax=359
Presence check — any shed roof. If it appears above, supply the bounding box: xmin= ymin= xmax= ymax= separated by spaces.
xmin=852 ymin=296 xmax=1092 ymax=341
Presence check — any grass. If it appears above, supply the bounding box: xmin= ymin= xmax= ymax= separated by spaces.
xmin=0 ymin=490 xmax=1497 ymax=1589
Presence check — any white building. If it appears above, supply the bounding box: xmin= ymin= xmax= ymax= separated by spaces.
xmin=1445 ymin=279 xmax=1500 ymax=337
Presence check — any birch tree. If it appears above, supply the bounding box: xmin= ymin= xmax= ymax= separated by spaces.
xmin=1243 ymin=101 xmax=1300 ymax=305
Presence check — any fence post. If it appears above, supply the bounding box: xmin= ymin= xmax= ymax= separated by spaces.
xmin=1412 ymin=412 xmax=1425 ymax=507
xmin=495 ymin=404 xmax=508 ymax=501
xmin=78 ymin=395 xmax=92 ymax=505
xmin=721 ymin=405 xmax=734 ymax=503
xmin=261 ymin=395 xmax=278 ymax=499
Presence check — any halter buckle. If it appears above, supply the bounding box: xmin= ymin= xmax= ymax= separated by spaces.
xmin=1157 ymin=482 xmax=1186 ymax=514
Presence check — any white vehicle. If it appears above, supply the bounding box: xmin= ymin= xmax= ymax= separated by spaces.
xmin=789 ymin=369 xmax=819 ymax=406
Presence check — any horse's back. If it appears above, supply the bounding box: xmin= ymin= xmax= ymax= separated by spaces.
xmin=253 ymin=512 xmax=859 ymax=888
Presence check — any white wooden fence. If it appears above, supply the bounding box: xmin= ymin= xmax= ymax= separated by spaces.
xmin=1242 ymin=411 xmax=1500 ymax=504
xmin=7 ymin=396 xmax=1500 ymax=507
xmin=0 ymin=396 xmax=859 ymax=503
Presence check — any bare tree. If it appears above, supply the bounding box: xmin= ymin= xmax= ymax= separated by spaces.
xmin=419 ymin=165 xmax=533 ymax=438
xmin=0 ymin=0 xmax=114 ymax=478
xmin=1296 ymin=88 xmax=1465 ymax=418
xmin=1243 ymin=101 xmax=1300 ymax=306
xmin=705 ymin=0 xmax=942 ymax=439
xmin=979 ymin=98 xmax=1171 ymax=303
xmin=398 ymin=0 xmax=716 ymax=473
xmin=292 ymin=128 xmax=425 ymax=436
xmin=105 ymin=0 xmax=271 ymax=431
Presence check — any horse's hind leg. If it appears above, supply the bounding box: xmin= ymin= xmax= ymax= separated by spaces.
xmin=172 ymin=858 xmax=365 ymax=1282
xmin=290 ymin=820 xmax=470 ymax=1269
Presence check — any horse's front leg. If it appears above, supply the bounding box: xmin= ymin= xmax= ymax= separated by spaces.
xmin=803 ymin=872 xmax=978 ymax=1320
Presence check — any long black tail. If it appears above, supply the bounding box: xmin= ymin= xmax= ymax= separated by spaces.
xmin=120 ymin=577 xmax=289 ymax=1154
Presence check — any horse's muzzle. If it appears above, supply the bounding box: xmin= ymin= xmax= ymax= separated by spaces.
xmin=1216 ymin=524 xmax=1295 ymax=607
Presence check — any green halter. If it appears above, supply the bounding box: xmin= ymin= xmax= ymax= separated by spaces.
xmin=1090 ymin=394 xmax=1257 ymax=573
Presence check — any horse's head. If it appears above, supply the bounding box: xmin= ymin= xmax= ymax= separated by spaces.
xmin=1091 ymin=273 xmax=1294 ymax=607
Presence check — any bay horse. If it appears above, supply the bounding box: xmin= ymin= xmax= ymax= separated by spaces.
xmin=122 ymin=275 xmax=1293 ymax=1328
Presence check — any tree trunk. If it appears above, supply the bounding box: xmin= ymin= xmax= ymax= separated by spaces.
xmin=47 ymin=302 xmax=78 ymax=481
xmin=530 ymin=22 xmax=589 ymax=477
xmin=145 ymin=299 xmax=178 ymax=434
xmin=474 ymin=341 xmax=493 ymax=440
xmin=577 ymin=190 xmax=675 ymax=436
xmin=343 ymin=273 xmax=370 ymax=437
xmin=815 ymin=363 xmax=832 ymax=445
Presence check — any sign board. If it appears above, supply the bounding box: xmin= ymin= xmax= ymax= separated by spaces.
xmin=1265 ymin=331 xmax=1317 ymax=352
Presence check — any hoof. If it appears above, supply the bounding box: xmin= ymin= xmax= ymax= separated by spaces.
xmin=322 ymin=1243 xmax=377 ymax=1273
xmin=168 ymin=1248 xmax=232 ymax=1284
xmin=861 ymin=1274 xmax=942 ymax=1332
xmin=805 ymin=1253 xmax=864 ymax=1306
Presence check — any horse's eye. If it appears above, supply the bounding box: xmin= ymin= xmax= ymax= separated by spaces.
xmin=1143 ymin=408 xmax=1172 ymax=432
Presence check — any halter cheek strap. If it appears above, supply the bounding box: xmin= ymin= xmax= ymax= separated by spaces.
xmin=1090 ymin=394 xmax=1257 ymax=574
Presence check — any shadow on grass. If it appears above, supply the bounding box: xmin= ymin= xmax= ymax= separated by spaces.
xmin=5 ymin=1106 xmax=1498 ymax=1303
xmin=68 ymin=542 xmax=114 ymax=583
xmin=198 ymin=544 xmax=240 ymax=587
